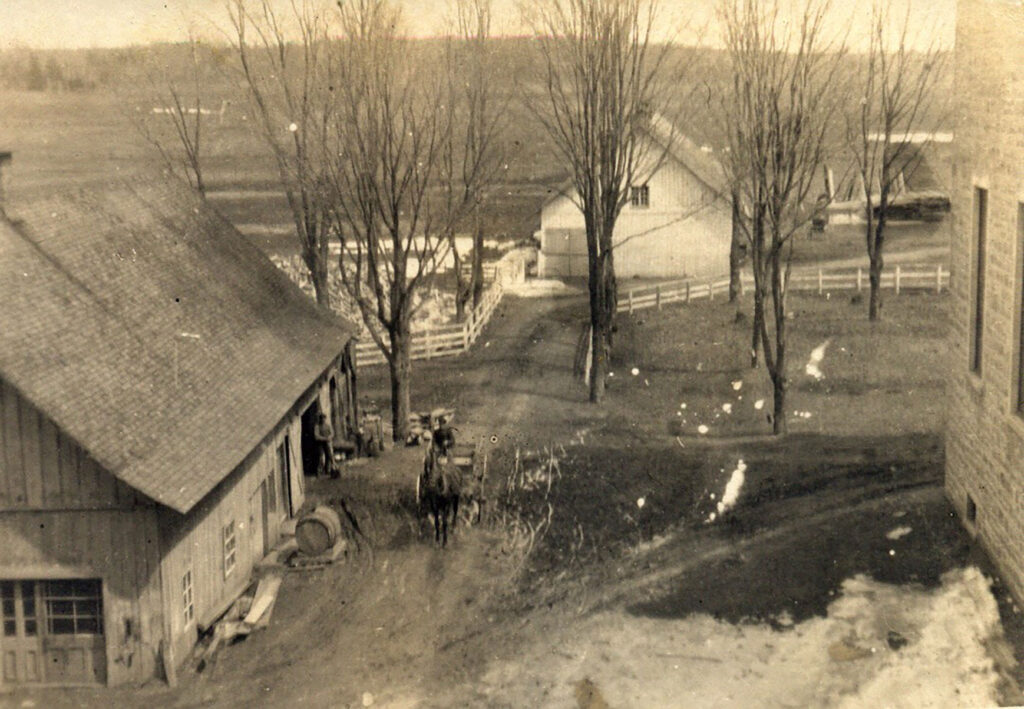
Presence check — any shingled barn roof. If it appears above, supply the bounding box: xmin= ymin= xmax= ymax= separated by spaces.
xmin=0 ymin=180 xmax=354 ymax=514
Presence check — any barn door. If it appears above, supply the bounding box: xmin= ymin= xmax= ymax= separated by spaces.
xmin=1 ymin=581 xmax=43 ymax=684
xmin=2 ymin=580 xmax=105 ymax=685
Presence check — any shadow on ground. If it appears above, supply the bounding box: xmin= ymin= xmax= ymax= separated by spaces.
xmin=627 ymin=484 xmax=972 ymax=627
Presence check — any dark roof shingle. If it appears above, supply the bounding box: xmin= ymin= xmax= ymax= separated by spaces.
xmin=0 ymin=180 xmax=354 ymax=513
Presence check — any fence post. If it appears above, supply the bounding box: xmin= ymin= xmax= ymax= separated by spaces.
xmin=708 ymin=281 xmax=714 ymax=302
xmin=857 ymin=267 xmax=863 ymax=292
xmin=895 ymin=265 xmax=901 ymax=295
xmin=936 ymin=264 xmax=943 ymax=294
xmin=656 ymin=285 xmax=662 ymax=310
xmin=424 ymin=330 xmax=432 ymax=360
xmin=463 ymin=315 xmax=471 ymax=351
xmin=818 ymin=269 xmax=823 ymax=295
xmin=629 ymin=289 xmax=634 ymax=314
xmin=685 ymin=281 xmax=691 ymax=303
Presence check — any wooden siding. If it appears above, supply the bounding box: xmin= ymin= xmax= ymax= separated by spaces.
xmin=155 ymin=364 xmax=354 ymax=670
xmin=0 ymin=508 xmax=163 ymax=687
xmin=539 ymin=160 xmax=731 ymax=279
xmin=0 ymin=381 xmax=145 ymax=511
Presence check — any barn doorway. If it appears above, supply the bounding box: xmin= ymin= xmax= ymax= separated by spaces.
xmin=300 ymin=402 xmax=321 ymax=477
xmin=0 ymin=579 xmax=106 ymax=685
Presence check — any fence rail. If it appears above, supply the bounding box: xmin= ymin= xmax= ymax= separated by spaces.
xmin=618 ymin=263 xmax=948 ymax=315
xmin=355 ymin=251 xmax=525 ymax=366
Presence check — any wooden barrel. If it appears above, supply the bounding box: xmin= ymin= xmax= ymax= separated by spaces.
xmin=295 ymin=506 xmax=342 ymax=556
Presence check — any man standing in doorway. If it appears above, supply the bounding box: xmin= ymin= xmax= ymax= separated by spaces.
xmin=314 ymin=413 xmax=337 ymax=477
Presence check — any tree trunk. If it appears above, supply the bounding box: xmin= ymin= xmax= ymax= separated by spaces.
xmin=750 ymin=286 xmax=763 ymax=368
xmin=587 ymin=231 xmax=616 ymax=403
xmin=387 ymin=326 xmax=412 ymax=442
xmin=729 ymin=189 xmax=744 ymax=303
xmin=453 ymin=246 xmax=468 ymax=322
xmin=868 ymin=249 xmax=884 ymax=321
xmin=767 ymin=250 xmax=787 ymax=435
xmin=868 ymin=195 xmax=887 ymax=322
xmin=310 ymin=256 xmax=330 ymax=309
xmin=471 ymin=222 xmax=484 ymax=309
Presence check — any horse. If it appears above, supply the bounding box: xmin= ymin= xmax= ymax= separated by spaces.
xmin=420 ymin=425 xmax=461 ymax=547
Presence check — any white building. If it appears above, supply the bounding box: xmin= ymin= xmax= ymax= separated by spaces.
xmin=536 ymin=133 xmax=732 ymax=279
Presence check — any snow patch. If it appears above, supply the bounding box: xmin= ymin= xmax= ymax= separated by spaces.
xmin=886 ymin=526 xmax=913 ymax=541
xmin=707 ymin=460 xmax=746 ymax=522
xmin=722 ymin=403 xmax=733 ymax=414
xmin=732 ymin=380 xmax=743 ymax=391
xmin=631 ymin=367 xmax=640 ymax=376
xmin=805 ymin=338 xmax=831 ymax=380
xmin=754 ymin=399 xmax=765 ymax=410
xmin=697 ymin=425 xmax=709 ymax=435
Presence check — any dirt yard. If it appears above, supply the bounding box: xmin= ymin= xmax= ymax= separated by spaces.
xmin=11 ymin=285 xmax=1023 ymax=709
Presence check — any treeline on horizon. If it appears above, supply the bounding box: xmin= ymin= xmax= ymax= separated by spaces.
xmin=0 ymin=40 xmax=952 ymax=126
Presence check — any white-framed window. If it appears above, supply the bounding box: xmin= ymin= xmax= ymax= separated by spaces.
xmin=181 ymin=569 xmax=194 ymax=627
xmin=630 ymin=184 xmax=650 ymax=208
xmin=223 ymin=521 xmax=237 ymax=579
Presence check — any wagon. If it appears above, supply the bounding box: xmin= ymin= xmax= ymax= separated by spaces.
xmin=415 ymin=438 xmax=488 ymax=526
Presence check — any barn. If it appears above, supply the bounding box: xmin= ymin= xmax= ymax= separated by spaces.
xmin=944 ymin=0 xmax=1024 ymax=603
xmin=0 ymin=179 xmax=358 ymax=686
xmin=536 ymin=131 xmax=732 ymax=280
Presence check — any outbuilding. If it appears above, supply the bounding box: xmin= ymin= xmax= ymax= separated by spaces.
xmin=0 ymin=179 xmax=357 ymax=686
xmin=536 ymin=128 xmax=732 ymax=280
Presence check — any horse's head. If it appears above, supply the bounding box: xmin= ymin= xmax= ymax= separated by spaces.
xmin=432 ymin=425 xmax=456 ymax=456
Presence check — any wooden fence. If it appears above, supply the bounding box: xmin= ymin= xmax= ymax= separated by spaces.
xmin=618 ymin=263 xmax=949 ymax=315
xmin=355 ymin=252 xmax=525 ymax=366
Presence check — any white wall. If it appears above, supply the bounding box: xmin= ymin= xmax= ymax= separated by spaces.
xmin=539 ymin=159 xmax=731 ymax=279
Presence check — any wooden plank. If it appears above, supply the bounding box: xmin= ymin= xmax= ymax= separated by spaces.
xmin=2 ymin=380 xmax=28 ymax=504
xmin=0 ymin=381 xmax=14 ymax=505
xmin=19 ymin=403 xmax=43 ymax=507
xmin=38 ymin=416 xmax=62 ymax=503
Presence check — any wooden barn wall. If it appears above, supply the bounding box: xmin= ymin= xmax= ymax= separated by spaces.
xmin=156 ymin=363 xmax=347 ymax=670
xmin=0 ymin=508 xmax=163 ymax=687
xmin=0 ymin=380 xmax=145 ymax=511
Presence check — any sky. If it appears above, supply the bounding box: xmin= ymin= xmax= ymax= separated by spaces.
xmin=0 ymin=0 xmax=955 ymax=51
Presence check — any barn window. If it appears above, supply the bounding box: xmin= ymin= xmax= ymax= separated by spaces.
xmin=43 ymin=580 xmax=102 ymax=635
xmin=223 ymin=521 xmax=237 ymax=579
xmin=181 ymin=569 xmax=194 ymax=627
xmin=970 ymin=187 xmax=988 ymax=375
xmin=630 ymin=184 xmax=650 ymax=208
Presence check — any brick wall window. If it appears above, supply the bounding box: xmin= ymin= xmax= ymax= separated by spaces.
xmin=1017 ymin=204 xmax=1024 ymax=412
xmin=970 ymin=187 xmax=988 ymax=374
xmin=222 ymin=521 xmax=237 ymax=579
xmin=181 ymin=569 xmax=194 ymax=627
xmin=630 ymin=184 xmax=650 ymax=208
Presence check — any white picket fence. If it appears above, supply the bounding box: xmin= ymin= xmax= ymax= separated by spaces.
xmin=355 ymin=251 xmax=525 ymax=366
xmin=618 ymin=263 xmax=949 ymax=314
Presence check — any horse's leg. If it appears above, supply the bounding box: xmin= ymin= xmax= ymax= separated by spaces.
xmin=441 ymin=500 xmax=450 ymax=547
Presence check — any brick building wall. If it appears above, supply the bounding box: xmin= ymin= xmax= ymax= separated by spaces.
xmin=945 ymin=0 xmax=1024 ymax=599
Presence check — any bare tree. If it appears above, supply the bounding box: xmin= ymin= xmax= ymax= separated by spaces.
xmin=719 ymin=0 xmax=846 ymax=434
xmin=130 ymin=36 xmax=208 ymax=198
xmin=229 ymin=0 xmax=336 ymax=307
xmin=528 ymin=0 xmax=674 ymax=403
xmin=442 ymin=0 xmax=509 ymax=321
xmin=848 ymin=3 xmax=946 ymax=321
xmin=325 ymin=0 xmax=483 ymax=441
